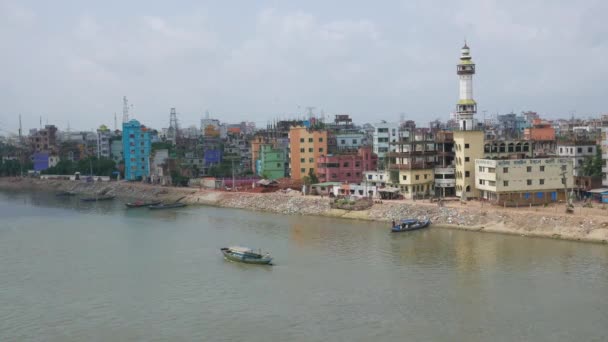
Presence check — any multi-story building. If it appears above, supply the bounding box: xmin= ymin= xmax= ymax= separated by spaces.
xmin=524 ymin=119 xmax=557 ymax=156
xmin=28 ymin=125 xmax=58 ymax=153
xmin=316 ymin=146 xmax=377 ymax=183
xmin=556 ymin=141 xmax=597 ymax=177
xmin=363 ymin=170 xmax=391 ymax=187
xmin=372 ymin=121 xmax=399 ymax=167
xmin=122 ymin=119 xmax=151 ymax=181
xmin=453 ymin=42 xmax=484 ymax=199
xmin=258 ymin=144 xmax=287 ymax=180
xmin=288 ymin=127 xmax=328 ymax=179
xmin=434 ymin=131 xmax=456 ymax=197
xmin=388 ymin=128 xmax=436 ymax=199
xmin=96 ymin=125 xmax=112 ymax=159
xmin=330 ymin=132 xmax=368 ymax=153
xmin=475 ymin=158 xmax=574 ymax=204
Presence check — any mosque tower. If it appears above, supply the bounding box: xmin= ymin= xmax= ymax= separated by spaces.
xmin=456 ymin=42 xmax=477 ymax=131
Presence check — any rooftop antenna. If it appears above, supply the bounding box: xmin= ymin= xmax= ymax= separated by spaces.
xmin=39 ymin=116 xmax=42 ymax=129
xmin=122 ymin=96 xmax=129 ymax=123
xmin=114 ymin=112 xmax=117 ymax=131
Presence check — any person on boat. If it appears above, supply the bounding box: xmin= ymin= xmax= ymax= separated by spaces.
xmin=392 ymin=220 xmax=396 ymax=228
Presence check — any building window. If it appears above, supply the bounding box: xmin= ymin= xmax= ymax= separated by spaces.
xmin=561 ymin=165 xmax=567 ymax=171
xmin=309 ymin=158 xmax=314 ymax=163
xmin=344 ymin=162 xmax=349 ymax=167
xmin=341 ymin=139 xmax=346 ymax=144
xmin=309 ymin=168 xmax=314 ymax=173
xmin=540 ymin=179 xmax=545 ymax=185
xmin=588 ymin=147 xmax=593 ymax=153
xmin=300 ymin=138 xmax=304 ymax=143
xmin=402 ymin=175 xmax=407 ymax=180
xmin=308 ymin=148 xmax=313 ymax=153
xmin=300 ymin=148 xmax=305 ymax=153
xmin=562 ymin=178 xmax=566 ymax=184
xmin=503 ymin=167 xmax=508 ymax=173
xmin=527 ymin=179 xmax=532 ymax=185
xmin=540 ymin=166 xmax=545 ymax=172
xmin=527 ymin=166 xmax=532 ymax=172
xmin=319 ymin=148 xmax=324 ymax=153
xmin=577 ymin=148 xmax=582 ymax=153
xmin=559 ymin=147 xmax=563 ymax=153
xmin=300 ymin=168 xmax=305 ymax=173
xmin=346 ymin=173 xmax=351 ymax=177
xmin=465 ymin=143 xmax=470 ymax=149
xmin=415 ymin=175 xmax=419 ymax=180
xmin=368 ymin=175 xmax=373 ymax=180
xmin=319 ymin=137 xmax=323 ymax=142
xmin=465 ymin=157 xmax=470 ymax=162
xmin=353 ymin=139 xmax=358 ymax=144
xmin=479 ymin=179 xmax=483 ymax=185
xmin=424 ymin=174 xmax=428 ymax=179
xmin=504 ymin=180 xmax=508 ymax=186
xmin=479 ymin=166 xmax=484 ymax=172
xmin=465 ymin=171 xmax=470 ymax=177
xmin=277 ymin=163 xmax=281 ymax=168
xmin=308 ymin=138 xmax=313 ymax=143
xmin=300 ymin=158 xmax=305 ymax=163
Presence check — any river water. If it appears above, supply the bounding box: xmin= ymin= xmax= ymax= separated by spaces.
xmin=0 ymin=191 xmax=607 ymax=341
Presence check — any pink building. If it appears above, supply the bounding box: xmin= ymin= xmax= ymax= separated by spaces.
xmin=316 ymin=146 xmax=378 ymax=183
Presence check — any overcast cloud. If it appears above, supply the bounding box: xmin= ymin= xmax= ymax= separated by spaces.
xmin=0 ymin=0 xmax=606 ymax=133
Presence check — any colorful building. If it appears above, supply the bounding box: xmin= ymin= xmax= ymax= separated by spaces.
xmin=316 ymin=146 xmax=377 ymax=183
xmin=258 ymin=144 xmax=287 ymax=179
xmin=524 ymin=119 xmax=556 ymax=141
xmin=122 ymin=119 xmax=151 ymax=181
xmin=288 ymin=127 xmax=328 ymax=179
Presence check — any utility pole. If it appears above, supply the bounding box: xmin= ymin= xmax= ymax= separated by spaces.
xmin=232 ymin=158 xmax=235 ymax=192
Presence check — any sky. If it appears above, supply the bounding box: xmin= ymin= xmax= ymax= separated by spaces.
xmin=0 ymin=0 xmax=606 ymax=134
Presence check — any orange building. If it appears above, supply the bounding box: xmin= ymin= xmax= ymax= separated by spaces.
xmin=288 ymin=127 xmax=328 ymax=179
xmin=524 ymin=119 xmax=555 ymax=141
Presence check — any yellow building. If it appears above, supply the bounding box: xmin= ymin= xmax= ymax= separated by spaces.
xmin=475 ymin=158 xmax=574 ymax=204
xmin=397 ymin=169 xmax=435 ymax=199
xmin=454 ymin=130 xmax=484 ymax=198
xmin=288 ymin=127 xmax=328 ymax=179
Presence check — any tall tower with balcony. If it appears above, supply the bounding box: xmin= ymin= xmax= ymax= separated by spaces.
xmin=457 ymin=42 xmax=477 ymax=131
xmin=453 ymin=42 xmax=484 ymax=199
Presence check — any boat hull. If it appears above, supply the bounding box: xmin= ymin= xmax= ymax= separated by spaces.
xmin=81 ymin=196 xmax=115 ymax=202
xmin=148 ymin=203 xmax=187 ymax=210
xmin=391 ymin=219 xmax=431 ymax=232
xmin=221 ymin=248 xmax=273 ymax=265
xmin=126 ymin=201 xmax=161 ymax=208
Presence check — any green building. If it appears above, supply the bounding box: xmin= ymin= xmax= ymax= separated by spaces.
xmin=258 ymin=144 xmax=286 ymax=180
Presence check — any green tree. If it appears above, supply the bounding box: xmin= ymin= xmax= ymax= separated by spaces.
xmin=582 ymin=147 xmax=602 ymax=177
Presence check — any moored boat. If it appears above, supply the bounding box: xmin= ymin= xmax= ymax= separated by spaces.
xmin=391 ymin=218 xmax=431 ymax=232
xmin=148 ymin=202 xmax=187 ymax=210
xmin=56 ymin=191 xmax=76 ymax=197
xmin=126 ymin=201 xmax=161 ymax=208
xmin=81 ymin=195 xmax=115 ymax=202
xmin=220 ymin=246 xmax=273 ymax=265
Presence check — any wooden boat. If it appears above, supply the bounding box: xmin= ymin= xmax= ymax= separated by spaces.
xmin=55 ymin=191 xmax=76 ymax=197
xmin=220 ymin=246 xmax=273 ymax=265
xmin=391 ymin=218 xmax=431 ymax=232
xmin=81 ymin=195 xmax=115 ymax=202
xmin=125 ymin=200 xmax=161 ymax=208
xmin=148 ymin=202 xmax=187 ymax=210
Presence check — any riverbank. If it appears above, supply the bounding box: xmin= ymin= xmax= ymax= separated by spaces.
xmin=1 ymin=177 xmax=607 ymax=244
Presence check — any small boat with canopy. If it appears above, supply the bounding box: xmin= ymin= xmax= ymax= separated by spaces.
xmin=220 ymin=246 xmax=273 ymax=265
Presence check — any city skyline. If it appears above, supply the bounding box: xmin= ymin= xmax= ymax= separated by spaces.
xmin=1 ymin=0 xmax=607 ymax=133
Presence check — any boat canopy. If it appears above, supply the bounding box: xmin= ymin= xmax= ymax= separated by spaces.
xmin=228 ymin=246 xmax=256 ymax=253
xmin=400 ymin=219 xmax=418 ymax=224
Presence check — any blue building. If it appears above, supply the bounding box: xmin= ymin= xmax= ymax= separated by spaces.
xmin=122 ymin=120 xmax=151 ymax=181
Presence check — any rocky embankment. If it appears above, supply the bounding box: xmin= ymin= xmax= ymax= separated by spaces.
xmin=2 ymin=177 xmax=607 ymax=243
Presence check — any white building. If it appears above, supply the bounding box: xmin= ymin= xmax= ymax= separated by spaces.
xmin=363 ymin=171 xmax=391 ymax=187
xmin=334 ymin=132 xmax=368 ymax=151
xmin=372 ymin=121 xmax=399 ymax=165
xmin=96 ymin=127 xmax=112 ymax=159
xmin=475 ymin=158 xmax=573 ymax=203
xmin=557 ymin=142 xmax=597 ymax=177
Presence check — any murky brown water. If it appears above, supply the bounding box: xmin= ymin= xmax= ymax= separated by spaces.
xmin=1 ymin=191 xmax=607 ymax=341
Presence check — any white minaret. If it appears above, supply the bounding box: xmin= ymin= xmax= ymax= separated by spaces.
xmin=456 ymin=42 xmax=477 ymax=131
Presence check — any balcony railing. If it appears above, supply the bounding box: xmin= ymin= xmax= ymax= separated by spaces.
xmin=434 ymin=179 xmax=456 ymax=187
xmin=389 ymin=162 xmax=436 ymax=170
